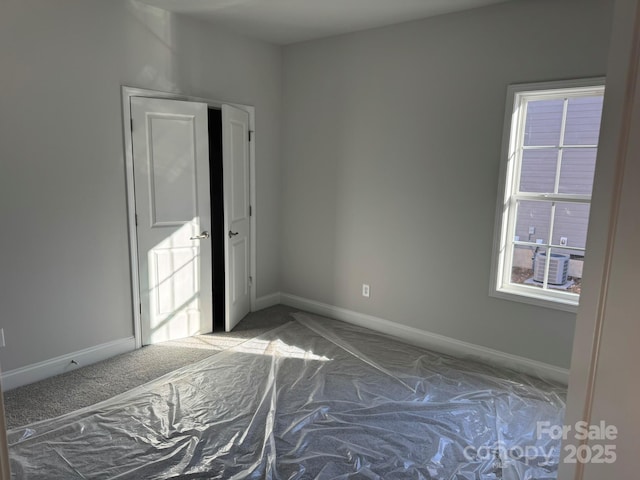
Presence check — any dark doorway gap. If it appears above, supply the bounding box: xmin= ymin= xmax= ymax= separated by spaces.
xmin=209 ymin=108 xmax=225 ymax=332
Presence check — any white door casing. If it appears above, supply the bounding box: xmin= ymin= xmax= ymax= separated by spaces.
xmin=222 ymin=105 xmax=252 ymax=331
xmin=131 ymin=97 xmax=213 ymax=344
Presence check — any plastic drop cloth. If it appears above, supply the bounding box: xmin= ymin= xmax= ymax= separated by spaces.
xmin=8 ymin=313 xmax=566 ymax=479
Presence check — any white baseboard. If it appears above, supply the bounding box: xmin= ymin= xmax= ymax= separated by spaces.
xmin=254 ymin=292 xmax=282 ymax=311
xmin=1 ymin=337 xmax=137 ymax=391
xmin=280 ymin=293 xmax=569 ymax=384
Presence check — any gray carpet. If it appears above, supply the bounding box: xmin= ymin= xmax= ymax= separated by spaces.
xmin=3 ymin=305 xmax=295 ymax=430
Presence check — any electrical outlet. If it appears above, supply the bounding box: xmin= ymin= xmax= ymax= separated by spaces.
xmin=560 ymin=237 xmax=568 ymax=246
xmin=362 ymin=284 xmax=370 ymax=298
xmin=529 ymin=226 xmax=536 ymax=235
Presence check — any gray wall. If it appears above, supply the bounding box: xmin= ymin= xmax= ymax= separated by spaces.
xmin=0 ymin=0 xmax=282 ymax=371
xmin=280 ymin=0 xmax=614 ymax=368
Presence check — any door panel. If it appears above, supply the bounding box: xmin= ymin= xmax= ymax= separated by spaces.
xmin=231 ymin=237 xmax=248 ymax=304
xmin=131 ymin=97 xmax=212 ymax=344
xmin=147 ymin=116 xmax=198 ymax=224
xmin=222 ymin=105 xmax=251 ymax=331
xmin=231 ymin=122 xmax=249 ymax=222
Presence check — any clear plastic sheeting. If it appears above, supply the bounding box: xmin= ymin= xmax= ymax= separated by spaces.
xmin=8 ymin=313 xmax=566 ymax=479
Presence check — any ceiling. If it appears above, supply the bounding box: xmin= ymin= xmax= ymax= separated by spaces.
xmin=138 ymin=0 xmax=512 ymax=45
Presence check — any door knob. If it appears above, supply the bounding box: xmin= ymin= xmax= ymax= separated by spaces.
xmin=228 ymin=231 xmax=239 ymax=238
xmin=190 ymin=231 xmax=210 ymax=240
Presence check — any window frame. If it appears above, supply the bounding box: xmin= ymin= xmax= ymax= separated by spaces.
xmin=490 ymin=78 xmax=605 ymax=312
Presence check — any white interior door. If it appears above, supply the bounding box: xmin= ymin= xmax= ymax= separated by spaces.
xmin=131 ymin=97 xmax=212 ymax=345
xmin=222 ymin=105 xmax=251 ymax=331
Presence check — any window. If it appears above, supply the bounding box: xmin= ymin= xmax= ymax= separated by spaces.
xmin=491 ymin=79 xmax=605 ymax=311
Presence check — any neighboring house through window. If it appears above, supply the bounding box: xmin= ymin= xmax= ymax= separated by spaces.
xmin=491 ymin=78 xmax=605 ymax=311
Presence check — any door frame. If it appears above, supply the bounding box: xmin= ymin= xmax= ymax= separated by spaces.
xmin=121 ymin=86 xmax=257 ymax=349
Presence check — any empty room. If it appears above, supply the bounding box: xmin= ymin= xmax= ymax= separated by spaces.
xmin=1 ymin=0 xmax=638 ymax=478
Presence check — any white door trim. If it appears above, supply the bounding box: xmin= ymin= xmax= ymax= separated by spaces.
xmin=121 ymin=86 xmax=257 ymax=349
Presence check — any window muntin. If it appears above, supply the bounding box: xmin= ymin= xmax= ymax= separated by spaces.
xmin=493 ymin=81 xmax=605 ymax=310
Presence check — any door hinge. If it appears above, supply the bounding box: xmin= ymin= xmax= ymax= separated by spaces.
xmin=130 ymin=118 xmax=133 ymax=131
xmin=139 ymin=303 xmax=142 ymax=315
xmin=249 ymin=276 xmax=253 ymax=287
xmin=135 ymin=213 xmax=138 ymax=226
xmin=248 ymin=130 xmax=253 ymax=142
xmin=249 ymin=205 xmax=252 ymax=217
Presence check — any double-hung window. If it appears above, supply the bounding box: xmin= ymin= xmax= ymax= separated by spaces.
xmin=491 ymin=79 xmax=605 ymax=311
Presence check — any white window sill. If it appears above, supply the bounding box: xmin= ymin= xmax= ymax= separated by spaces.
xmin=491 ymin=286 xmax=579 ymax=313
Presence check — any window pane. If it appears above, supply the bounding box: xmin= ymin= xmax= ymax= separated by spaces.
xmin=552 ymin=247 xmax=585 ymax=293
xmin=564 ymin=96 xmax=604 ymax=145
xmin=519 ymin=149 xmax=557 ymax=193
xmin=523 ymin=99 xmax=563 ymax=146
xmin=512 ymin=245 xmax=581 ymax=293
xmin=514 ymin=201 xmax=552 ymax=244
xmin=511 ymin=245 xmax=544 ymax=289
xmin=552 ymin=202 xmax=590 ymax=249
xmin=557 ymin=248 xmax=584 ymax=295
xmin=558 ymin=148 xmax=597 ymax=195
